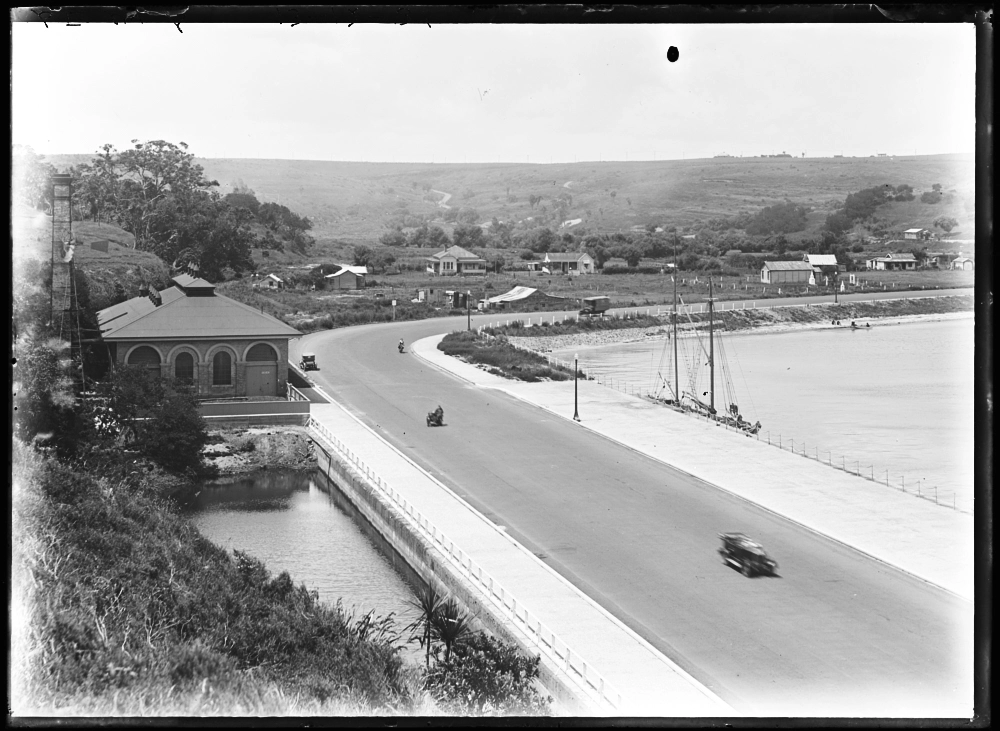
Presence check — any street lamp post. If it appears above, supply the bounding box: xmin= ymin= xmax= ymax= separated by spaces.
xmin=573 ymin=353 xmax=581 ymax=422
xmin=467 ymin=290 xmax=471 ymax=331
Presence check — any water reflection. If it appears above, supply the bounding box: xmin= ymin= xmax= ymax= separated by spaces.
xmin=179 ymin=468 xmax=421 ymax=623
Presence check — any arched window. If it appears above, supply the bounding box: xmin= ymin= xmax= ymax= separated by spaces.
xmin=127 ymin=346 xmax=161 ymax=375
xmin=246 ymin=343 xmax=277 ymax=361
xmin=212 ymin=351 xmax=232 ymax=385
xmin=175 ymin=352 xmax=195 ymax=382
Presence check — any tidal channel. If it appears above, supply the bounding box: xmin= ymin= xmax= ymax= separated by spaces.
xmin=179 ymin=468 xmax=422 ymax=630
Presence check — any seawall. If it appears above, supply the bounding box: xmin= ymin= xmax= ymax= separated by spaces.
xmin=309 ymin=432 xmax=598 ymax=715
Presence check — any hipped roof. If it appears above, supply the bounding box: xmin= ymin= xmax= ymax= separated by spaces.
xmin=98 ymin=276 xmax=301 ymax=341
xmin=427 ymin=245 xmax=485 ymax=262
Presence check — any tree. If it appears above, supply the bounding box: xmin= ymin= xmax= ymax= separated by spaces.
xmin=13 ymin=330 xmax=77 ymax=449
xmin=76 ymin=140 xmax=219 ymax=250
xmin=520 ymin=227 xmax=556 ymax=254
xmin=353 ymin=245 xmax=376 ymax=269
xmin=619 ymin=244 xmax=643 ymax=268
xmin=456 ymin=207 xmax=480 ymax=225
xmin=379 ymin=227 xmax=407 ymax=247
xmin=430 ymin=597 xmax=475 ymax=664
xmin=404 ymin=584 xmax=445 ymax=668
xmin=224 ymin=191 xmax=261 ymax=215
xmin=427 ymin=225 xmax=451 ymax=249
xmin=12 ymin=145 xmax=57 ymax=212
xmin=140 ymin=387 xmax=209 ymax=471
xmin=83 ymin=366 xmax=207 ymax=471
xmin=147 ymin=191 xmax=257 ymax=281
xmin=452 ymin=224 xmax=485 ymax=249
xmin=933 ymin=216 xmax=958 ymax=233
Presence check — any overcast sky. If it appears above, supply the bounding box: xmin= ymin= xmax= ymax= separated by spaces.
xmin=12 ymin=22 xmax=976 ymax=163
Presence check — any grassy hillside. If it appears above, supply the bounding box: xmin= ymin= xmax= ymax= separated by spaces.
xmin=12 ymin=207 xmax=172 ymax=312
xmin=42 ymin=154 xmax=975 ymax=256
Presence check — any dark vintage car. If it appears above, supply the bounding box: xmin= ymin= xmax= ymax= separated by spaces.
xmin=718 ymin=533 xmax=779 ymax=577
xmin=299 ymin=353 xmax=318 ymax=371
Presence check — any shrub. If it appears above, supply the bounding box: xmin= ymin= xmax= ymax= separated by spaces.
xmin=427 ymin=632 xmax=550 ymax=716
xmin=437 ymin=331 xmax=572 ymax=382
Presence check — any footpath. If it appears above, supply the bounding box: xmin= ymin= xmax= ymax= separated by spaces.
xmin=412 ymin=335 xmax=974 ymax=603
xmin=307 ymin=397 xmax=730 ymax=717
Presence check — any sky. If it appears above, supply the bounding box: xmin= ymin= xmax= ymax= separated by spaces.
xmin=11 ymin=22 xmax=977 ymax=163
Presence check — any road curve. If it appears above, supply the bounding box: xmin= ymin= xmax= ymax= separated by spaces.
xmin=293 ymin=298 xmax=972 ymax=717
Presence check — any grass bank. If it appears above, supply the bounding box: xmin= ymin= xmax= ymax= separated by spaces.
xmin=11 ymin=441 xmax=423 ymax=717
xmin=437 ymin=331 xmax=575 ymax=382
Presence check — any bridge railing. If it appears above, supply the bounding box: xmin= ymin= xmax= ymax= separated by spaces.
xmin=307 ymin=417 xmax=623 ymax=711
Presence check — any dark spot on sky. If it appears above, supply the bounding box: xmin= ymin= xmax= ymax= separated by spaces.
xmin=667 ymin=46 xmax=679 ymax=63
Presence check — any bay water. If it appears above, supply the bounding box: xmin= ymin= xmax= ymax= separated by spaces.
xmin=554 ymin=316 xmax=974 ymax=512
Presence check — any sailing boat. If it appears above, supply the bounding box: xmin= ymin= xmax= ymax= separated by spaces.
xmin=651 ymin=274 xmax=762 ymax=435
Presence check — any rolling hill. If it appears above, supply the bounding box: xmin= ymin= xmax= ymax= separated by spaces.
xmin=41 ymin=153 xmax=975 ymax=254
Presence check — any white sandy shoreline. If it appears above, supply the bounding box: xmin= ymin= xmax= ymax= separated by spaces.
xmin=512 ymin=310 xmax=974 ymax=354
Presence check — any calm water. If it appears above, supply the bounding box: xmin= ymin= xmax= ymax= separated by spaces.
xmin=179 ymin=469 xmax=421 ymax=623
xmin=555 ymin=317 xmax=974 ymax=511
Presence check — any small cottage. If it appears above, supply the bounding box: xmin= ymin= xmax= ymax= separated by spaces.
xmin=426 ymin=245 xmax=487 ymax=276
xmin=325 ymin=265 xmax=368 ymax=290
xmin=761 ymin=260 xmax=814 ymax=284
xmin=865 ymin=253 xmax=918 ymax=271
xmin=904 ymin=228 xmax=933 ymax=241
xmin=542 ymin=252 xmax=595 ymax=275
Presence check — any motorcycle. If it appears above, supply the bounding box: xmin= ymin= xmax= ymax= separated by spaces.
xmin=398 ymin=341 xmax=405 ymax=353
xmin=426 ymin=406 xmax=444 ymax=427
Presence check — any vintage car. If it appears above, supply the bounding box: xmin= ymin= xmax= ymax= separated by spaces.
xmin=718 ymin=532 xmax=778 ymax=577
xmin=299 ymin=352 xmax=318 ymax=371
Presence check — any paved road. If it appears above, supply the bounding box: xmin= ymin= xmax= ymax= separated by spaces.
xmin=293 ymin=295 xmax=972 ymax=716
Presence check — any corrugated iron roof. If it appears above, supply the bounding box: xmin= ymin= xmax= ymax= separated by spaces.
xmin=763 ymin=261 xmax=814 ymax=271
xmin=806 ymin=254 xmax=839 ymax=266
xmin=544 ymin=252 xmax=592 ymax=262
xmin=325 ymin=265 xmax=368 ymax=278
xmin=98 ymin=285 xmax=301 ymax=340
xmin=486 ymin=286 xmax=538 ymax=304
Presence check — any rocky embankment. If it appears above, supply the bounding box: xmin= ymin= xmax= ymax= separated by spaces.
xmin=511 ymin=295 xmax=973 ymax=353
xmin=202 ymin=426 xmax=316 ymax=475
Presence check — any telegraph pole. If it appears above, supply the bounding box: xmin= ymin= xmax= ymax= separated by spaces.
xmin=573 ymin=353 xmax=581 ymax=421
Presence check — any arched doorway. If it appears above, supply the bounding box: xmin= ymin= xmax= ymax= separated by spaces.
xmin=245 ymin=343 xmax=278 ymax=397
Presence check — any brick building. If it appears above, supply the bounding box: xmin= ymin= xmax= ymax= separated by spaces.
xmin=97 ymin=274 xmax=301 ymax=398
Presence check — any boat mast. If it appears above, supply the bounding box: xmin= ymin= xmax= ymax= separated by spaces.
xmin=673 ymin=239 xmax=679 ymax=403
xmin=708 ymin=276 xmax=715 ymax=414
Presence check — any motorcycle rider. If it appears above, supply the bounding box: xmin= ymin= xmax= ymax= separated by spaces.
xmin=398 ymin=338 xmax=404 ymax=352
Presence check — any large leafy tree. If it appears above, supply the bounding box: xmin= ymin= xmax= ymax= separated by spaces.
xmin=75 ymin=140 xmax=219 ymax=249
xmin=12 ymin=145 xmax=56 ymax=211
xmin=147 ymin=191 xmax=257 ymax=281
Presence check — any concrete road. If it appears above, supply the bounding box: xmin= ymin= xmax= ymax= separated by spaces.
xmin=294 ymin=306 xmax=972 ymax=717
